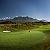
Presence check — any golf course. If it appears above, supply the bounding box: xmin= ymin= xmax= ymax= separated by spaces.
xmin=0 ymin=24 xmax=50 ymax=50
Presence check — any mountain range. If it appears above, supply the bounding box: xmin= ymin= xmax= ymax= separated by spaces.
xmin=0 ymin=16 xmax=48 ymax=24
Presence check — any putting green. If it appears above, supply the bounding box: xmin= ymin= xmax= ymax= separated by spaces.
xmin=0 ymin=30 xmax=46 ymax=47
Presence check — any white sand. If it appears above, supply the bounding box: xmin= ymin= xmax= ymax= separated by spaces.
xmin=3 ymin=31 xmax=11 ymax=32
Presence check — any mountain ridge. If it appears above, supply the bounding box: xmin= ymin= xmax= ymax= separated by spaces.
xmin=0 ymin=16 xmax=48 ymax=24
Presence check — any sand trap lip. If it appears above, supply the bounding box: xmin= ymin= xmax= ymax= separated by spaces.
xmin=3 ymin=31 xmax=11 ymax=32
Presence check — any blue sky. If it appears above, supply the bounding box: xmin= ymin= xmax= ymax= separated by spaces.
xmin=0 ymin=0 xmax=50 ymax=21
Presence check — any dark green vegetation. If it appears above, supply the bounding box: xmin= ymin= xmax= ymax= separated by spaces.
xmin=0 ymin=22 xmax=50 ymax=50
xmin=0 ymin=22 xmax=49 ymax=31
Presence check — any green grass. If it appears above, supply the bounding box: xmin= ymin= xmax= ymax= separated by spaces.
xmin=0 ymin=30 xmax=45 ymax=46
xmin=0 ymin=30 xmax=46 ymax=50
xmin=0 ymin=24 xmax=50 ymax=50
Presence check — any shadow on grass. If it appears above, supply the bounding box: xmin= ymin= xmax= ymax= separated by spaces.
xmin=42 ymin=30 xmax=50 ymax=35
xmin=0 ymin=43 xmax=44 ymax=50
xmin=0 ymin=42 xmax=50 ymax=50
xmin=0 ymin=41 xmax=42 ymax=50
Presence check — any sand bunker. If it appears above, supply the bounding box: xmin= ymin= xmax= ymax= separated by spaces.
xmin=3 ymin=31 xmax=11 ymax=32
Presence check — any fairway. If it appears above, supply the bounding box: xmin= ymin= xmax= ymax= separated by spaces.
xmin=0 ymin=30 xmax=46 ymax=49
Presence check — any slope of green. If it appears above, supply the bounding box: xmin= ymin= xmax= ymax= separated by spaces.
xmin=0 ymin=24 xmax=50 ymax=50
xmin=0 ymin=31 xmax=45 ymax=47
